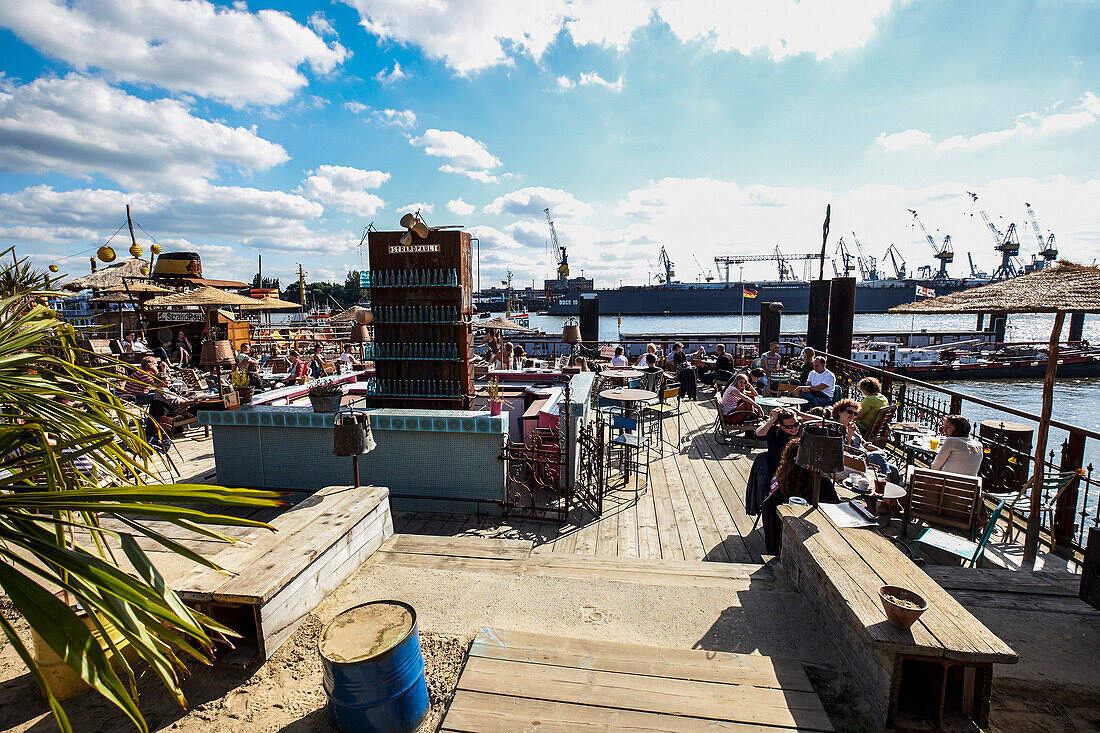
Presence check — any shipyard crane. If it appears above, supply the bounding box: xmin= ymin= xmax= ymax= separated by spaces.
xmin=967 ymin=252 xmax=989 ymax=280
xmin=544 ymin=208 xmax=569 ymax=284
xmin=908 ymin=209 xmax=953 ymax=282
xmin=834 ymin=237 xmax=856 ymax=277
xmin=883 ymin=244 xmax=907 ymax=279
xmin=713 ymin=251 xmax=828 ymax=283
xmin=968 ymin=192 xmax=1020 ymax=281
xmin=1025 ymin=202 xmax=1057 ymax=266
xmin=691 ymin=254 xmax=714 ymax=282
xmin=657 ymin=246 xmax=675 ymax=285
xmin=849 ymin=231 xmax=878 ymax=281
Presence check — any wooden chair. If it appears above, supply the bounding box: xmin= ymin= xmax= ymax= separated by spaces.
xmin=712 ymin=406 xmax=762 ymax=448
xmin=843 ymin=453 xmax=868 ymax=473
xmin=865 ymin=404 xmax=897 ymax=446
xmin=910 ymin=501 xmax=1007 ymax=568
xmin=902 ymin=467 xmax=983 ymax=540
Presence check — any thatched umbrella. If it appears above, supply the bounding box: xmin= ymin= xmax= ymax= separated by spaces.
xmin=237 ymin=295 xmax=303 ymax=311
xmin=101 ymin=282 xmax=170 ymax=294
xmin=144 ymin=286 xmax=259 ymax=308
xmin=892 ymin=261 xmax=1100 ymax=564
xmin=474 ymin=316 xmax=537 ymax=333
xmin=62 ymin=258 xmax=149 ymax=291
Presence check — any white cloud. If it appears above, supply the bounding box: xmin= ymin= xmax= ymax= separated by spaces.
xmin=341 ymin=0 xmax=894 ymax=73
xmin=374 ymin=61 xmax=407 ymax=85
xmin=308 ymin=11 xmax=337 ymax=37
xmin=344 ymin=102 xmax=417 ymax=127
xmin=447 ymin=198 xmax=476 ymax=216
xmin=555 ymin=71 xmax=623 ymax=92
xmin=297 ymin=165 xmax=390 ymax=216
xmin=485 ymin=187 xmax=594 ymax=220
xmin=0 ymin=74 xmax=288 ymax=190
xmin=874 ymin=129 xmax=933 ymax=152
xmin=876 ymin=93 xmax=1100 ymax=155
xmin=396 ymin=202 xmax=434 ymax=215
xmin=409 ymin=128 xmax=502 ymax=182
xmin=469 ymin=225 xmax=522 ymax=250
xmin=0 ymin=0 xmax=347 ymax=106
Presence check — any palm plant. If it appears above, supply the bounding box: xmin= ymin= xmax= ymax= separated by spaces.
xmin=0 ymin=250 xmax=280 ymax=732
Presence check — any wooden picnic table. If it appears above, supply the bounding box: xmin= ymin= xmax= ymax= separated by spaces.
xmin=777 ymin=504 xmax=1016 ymax=730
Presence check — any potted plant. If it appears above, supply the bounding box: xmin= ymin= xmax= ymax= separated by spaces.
xmin=309 ymin=380 xmax=344 ymax=412
xmin=229 ymin=367 xmax=253 ymax=404
xmin=487 ymin=376 xmax=507 ymax=416
xmin=878 ymin=585 xmax=928 ymax=630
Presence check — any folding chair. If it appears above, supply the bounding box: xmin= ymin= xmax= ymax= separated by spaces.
xmin=712 ymin=406 xmax=762 ymax=448
xmin=985 ymin=471 xmax=1078 ymax=543
xmin=606 ymin=415 xmax=649 ymax=493
xmin=909 ymin=501 xmax=1007 ymax=568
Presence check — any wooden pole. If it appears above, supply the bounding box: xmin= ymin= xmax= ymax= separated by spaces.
xmin=1023 ymin=310 xmax=1065 ymax=566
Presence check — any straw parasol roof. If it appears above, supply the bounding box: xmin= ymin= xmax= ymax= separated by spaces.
xmin=891 ymin=260 xmax=1100 ymax=565
xmin=474 ymin=316 xmax=537 ymax=333
xmin=327 ymin=307 xmax=361 ymax=324
xmin=143 ymin=285 xmax=259 ymax=308
xmin=101 ymin=282 xmax=170 ymax=294
xmin=238 ymin=295 xmax=303 ymax=311
xmin=891 ymin=261 xmax=1100 ymax=315
xmin=62 ymin=258 xmax=149 ymax=291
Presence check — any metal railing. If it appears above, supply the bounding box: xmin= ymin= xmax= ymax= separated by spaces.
xmin=826 ymin=351 xmax=1098 ymax=560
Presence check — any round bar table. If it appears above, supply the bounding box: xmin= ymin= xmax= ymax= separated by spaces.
xmin=599 ymin=387 xmax=657 ymax=484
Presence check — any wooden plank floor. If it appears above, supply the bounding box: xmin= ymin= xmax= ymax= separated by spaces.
xmin=395 ymin=397 xmax=768 ymax=564
xmin=440 ymin=628 xmax=834 ymax=732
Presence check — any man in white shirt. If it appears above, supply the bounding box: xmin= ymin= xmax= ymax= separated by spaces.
xmin=793 ymin=356 xmax=835 ymax=408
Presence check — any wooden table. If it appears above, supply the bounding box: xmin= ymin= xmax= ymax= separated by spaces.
xmin=777 ymin=505 xmax=1016 ymax=730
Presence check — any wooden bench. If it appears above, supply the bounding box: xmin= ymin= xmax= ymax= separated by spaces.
xmin=174 ymin=485 xmax=392 ymax=662
xmin=777 ymin=504 xmax=1016 ymax=731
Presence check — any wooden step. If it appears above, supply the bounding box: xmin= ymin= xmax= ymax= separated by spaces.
xmin=440 ymin=628 xmax=834 ymax=732
xmin=174 ymin=485 xmax=392 ymax=661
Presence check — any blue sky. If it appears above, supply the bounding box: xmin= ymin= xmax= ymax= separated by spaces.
xmin=1 ymin=0 xmax=1097 ymax=288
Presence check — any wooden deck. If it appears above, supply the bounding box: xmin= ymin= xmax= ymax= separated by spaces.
xmin=441 ymin=628 xmax=835 ymax=732
xmin=393 ymin=398 xmax=768 ymax=564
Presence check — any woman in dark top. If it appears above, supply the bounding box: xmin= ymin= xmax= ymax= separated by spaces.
xmin=755 ymin=407 xmax=801 ymax=475
xmin=761 ymin=438 xmax=839 ymax=553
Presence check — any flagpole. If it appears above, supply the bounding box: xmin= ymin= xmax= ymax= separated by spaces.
xmin=739 ymin=265 xmax=745 ymax=347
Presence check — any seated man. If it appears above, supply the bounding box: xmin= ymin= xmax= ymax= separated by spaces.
xmin=702 ymin=344 xmax=735 ymax=385
xmin=760 ymin=341 xmax=782 ymax=385
xmin=123 ymin=331 xmax=151 ymax=353
xmin=124 ymin=356 xmax=159 ymax=404
xmin=336 ymin=343 xmax=363 ymax=370
xmin=793 ymin=356 xmax=835 ymax=409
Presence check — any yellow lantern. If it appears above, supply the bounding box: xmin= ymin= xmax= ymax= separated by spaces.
xmin=140 ymin=266 xmax=150 ymax=276
xmin=129 ymin=243 xmax=143 ymax=258
xmin=150 ymin=243 xmax=162 ymax=255
xmin=97 ymin=246 xmax=116 ymax=263
xmin=48 ymin=264 xmax=59 ymax=273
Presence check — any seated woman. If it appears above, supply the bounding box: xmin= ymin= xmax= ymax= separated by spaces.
xmin=245 ymin=360 xmax=264 ymax=391
xmin=761 ymin=438 xmax=840 ymax=553
xmin=749 ymin=367 xmax=768 ymax=396
xmin=930 ymin=415 xmax=983 ymax=476
xmin=854 ymin=377 xmax=889 ymax=434
xmin=754 ymin=407 xmax=801 ymax=476
xmin=719 ymin=373 xmax=762 ymax=424
xmin=832 ymin=398 xmax=900 ymax=483
xmin=610 ymin=346 xmax=628 ymax=367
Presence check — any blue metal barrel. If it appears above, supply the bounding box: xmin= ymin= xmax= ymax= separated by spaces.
xmin=319 ymin=600 xmax=429 ymax=733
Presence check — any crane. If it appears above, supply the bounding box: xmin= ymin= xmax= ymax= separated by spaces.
xmin=1025 ymin=202 xmax=1057 ymax=266
xmin=691 ymin=254 xmax=714 ymax=282
xmin=657 ymin=246 xmax=675 ymax=285
xmin=834 ymin=237 xmax=856 ymax=277
xmin=908 ymin=209 xmax=953 ymax=281
xmin=849 ymin=231 xmax=877 ymax=281
xmin=967 ymin=252 xmax=989 ymax=280
xmin=967 ymin=192 xmax=1019 ymax=281
xmin=883 ymin=244 xmax=907 ymax=279
xmin=713 ymin=251 xmax=827 ymax=283
xmin=544 ymin=208 xmax=568 ymax=284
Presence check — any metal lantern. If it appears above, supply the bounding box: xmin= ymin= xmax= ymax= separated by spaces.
xmin=48 ymin=264 xmax=59 ymax=273
xmin=562 ymin=318 xmax=581 ymax=344
xmin=795 ymin=423 xmax=845 ymax=475
xmin=200 ymin=339 xmax=235 ymax=366
xmin=350 ymin=324 xmax=369 ymax=343
xmin=97 ymin=246 xmax=117 ymax=263
xmin=333 ymin=411 xmax=376 ymax=486
xmin=150 ymin=243 xmax=162 ymax=255
xmin=140 ymin=266 xmax=150 ymax=275
xmin=129 ymin=243 xmax=143 ymax=258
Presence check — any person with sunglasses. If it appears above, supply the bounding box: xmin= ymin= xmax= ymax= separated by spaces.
xmin=833 ymin=398 xmax=900 ymax=483
xmin=755 ymin=407 xmax=802 ymax=475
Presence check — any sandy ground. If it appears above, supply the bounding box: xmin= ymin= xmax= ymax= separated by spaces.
xmin=3 ymin=551 xmax=1099 ymax=732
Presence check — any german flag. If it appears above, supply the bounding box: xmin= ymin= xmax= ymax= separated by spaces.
xmin=743 ymin=286 xmax=758 ymax=299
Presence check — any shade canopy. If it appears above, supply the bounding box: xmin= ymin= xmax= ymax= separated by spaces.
xmin=143 ymin=286 xmax=259 ymax=308
xmin=101 ymin=282 xmax=170 ymax=294
xmin=62 ymin=258 xmax=149 ymax=291
xmin=474 ymin=316 xmax=537 ymax=333
xmin=238 ymin=295 xmax=303 ymax=311
xmin=891 ymin=261 xmax=1100 ymax=315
